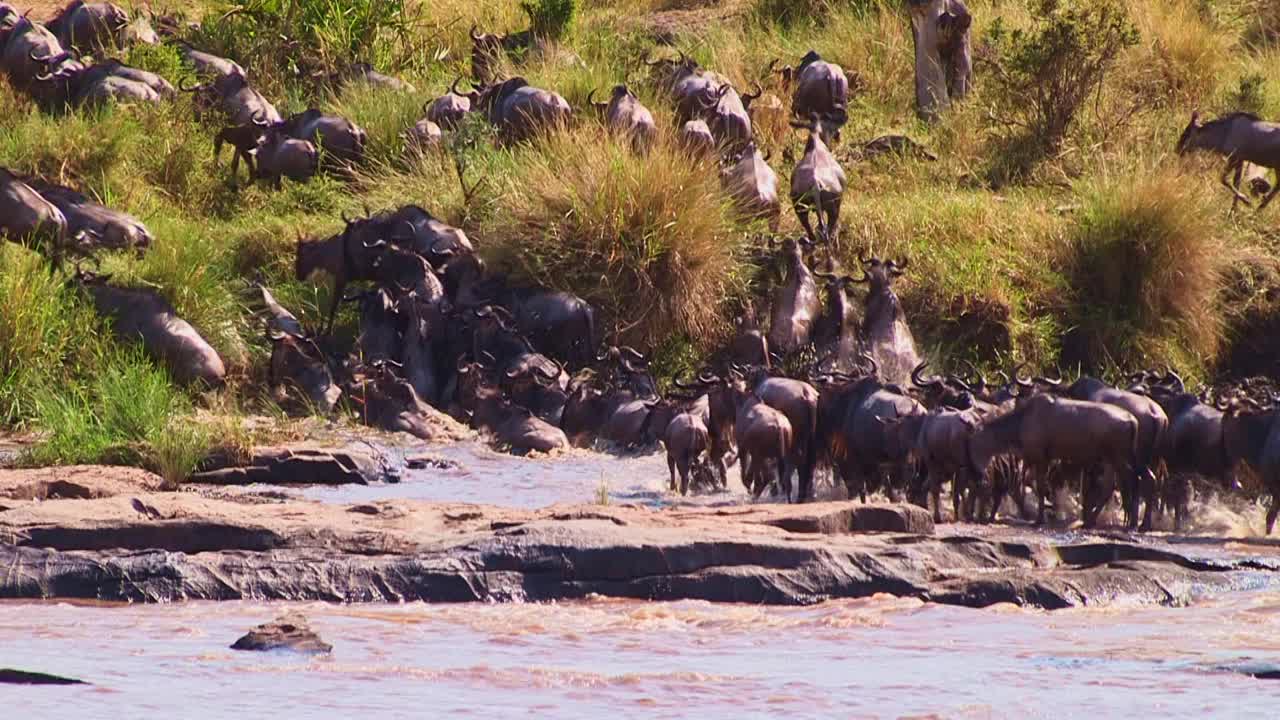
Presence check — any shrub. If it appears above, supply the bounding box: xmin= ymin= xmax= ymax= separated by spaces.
xmin=1230 ymin=73 xmax=1269 ymax=115
xmin=522 ymin=0 xmax=576 ymax=39
xmin=985 ymin=0 xmax=1139 ymax=151
xmin=1127 ymin=0 xmax=1230 ymax=103
xmin=1060 ymin=166 xmax=1229 ymax=371
xmin=484 ymin=129 xmax=746 ymax=350
xmin=193 ymin=0 xmax=425 ymax=91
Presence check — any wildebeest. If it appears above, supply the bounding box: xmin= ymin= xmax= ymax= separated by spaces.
xmin=1176 ymin=111 xmax=1280 ymax=211
xmin=721 ymin=142 xmax=780 ymax=224
xmin=76 ymin=272 xmax=226 ymax=386
xmin=728 ymin=377 xmax=794 ymax=498
xmin=254 ymin=283 xmax=305 ymax=338
xmin=351 ymin=361 xmax=444 ymax=440
xmin=456 ymin=359 xmax=569 ymax=452
xmin=812 ymin=266 xmax=860 ymax=373
xmin=476 ymin=77 xmax=572 ymax=143
xmin=426 ymin=78 xmax=477 ymax=131
xmin=789 ymin=113 xmax=847 ymax=244
xmin=35 ymin=58 xmax=174 ymax=109
xmin=968 ymin=393 xmax=1151 ymax=528
xmin=295 ymin=216 xmax=384 ymax=334
xmin=589 ymin=84 xmax=658 ymax=154
xmin=677 ymin=119 xmax=716 ymax=158
xmin=404 ymin=118 xmax=443 ymax=156
xmin=645 ymin=50 xmax=729 ymax=124
xmin=469 ymin=23 xmax=533 ymax=85
xmin=25 ymin=180 xmax=152 ymax=257
xmin=513 ymin=290 xmax=597 ymax=369
xmin=279 ymin=109 xmax=367 ymax=167
xmin=214 ymin=113 xmax=271 ymax=183
xmin=817 ymin=372 xmax=925 ymax=503
xmin=1 ymin=16 xmax=78 ymax=98
xmin=383 ymin=204 xmax=475 ymax=264
xmin=47 ymin=2 xmax=128 ymax=53
xmin=333 ymin=62 xmax=415 ymax=92
xmin=662 ymin=410 xmax=714 ymax=495
xmin=1217 ymin=397 xmax=1280 ymax=534
xmin=856 ymin=256 xmax=920 ymax=388
xmin=254 ymin=127 xmax=318 ymax=188
xmin=179 ymin=71 xmax=282 ymax=126
xmin=174 ymin=40 xmax=244 ymax=78
xmin=767 ymin=237 xmax=820 ymax=356
xmin=701 ymin=82 xmax=760 ymax=154
xmin=768 ymin=51 xmax=850 ymax=132
xmin=0 ymin=167 xmax=69 ymax=264
xmin=906 ymin=0 xmax=973 ymax=120
xmin=1141 ymin=376 xmax=1227 ymax=530
xmin=268 ymin=328 xmax=341 ymax=413
xmin=1037 ymin=374 xmax=1170 ymax=530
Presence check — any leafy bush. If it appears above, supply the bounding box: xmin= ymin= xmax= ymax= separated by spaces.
xmin=985 ymin=0 xmax=1139 ymax=150
xmin=193 ymin=0 xmax=424 ymax=90
xmin=522 ymin=0 xmax=576 ymax=39
xmin=1230 ymin=73 xmax=1268 ymax=115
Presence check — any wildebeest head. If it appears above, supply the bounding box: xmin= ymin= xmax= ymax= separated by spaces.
xmin=767 ymin=50 xmax=822 ymax=85
xmin=470 ymin=24 xmax=508 ymax=83
xmin=1175 ymin=110 xmax=1203 ymax=155
xmin=643 ymin=49 xmax=700 ymax=89
xmin=268 ymin=328 xmax=341 ymax=413
xmin=854 ymin=254 xmax=907 ymax=295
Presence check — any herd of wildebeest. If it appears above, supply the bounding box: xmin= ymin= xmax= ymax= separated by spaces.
xmin=2 ymin=2 xmax=1280 ymax=534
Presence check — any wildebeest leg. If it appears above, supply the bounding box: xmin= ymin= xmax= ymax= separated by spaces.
xmin=677 ymin=455 xmax=692 ymax=496
xmin=1267 ymin=495 xmax=1279 ymax=535
xmin=668 ymin=455 xmax=678 ymax=492
xmin=931 ymin=468 xmax=944 ymax=523
xmin=826 ymin=196 xmax=842 ymax=248
xmin=795 ymin=201 xmax=818 ymax=244
xmin=1258 ymin=177 xmax=1280 ymax=211
xmin=323 ymin=278 xmax=346 ymax=336
xmin=1220 ymin=158 xmax=1252 ymax=206
xmin=987 ymin=468 xmax=1006 ymax=524
xmin=1139 ymin=467 xmax=1157 ymax=532
xmin=1031 ymin=463 xmax=1049 ymax=525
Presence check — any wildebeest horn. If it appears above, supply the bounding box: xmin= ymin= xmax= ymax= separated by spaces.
xmin=765 ymin=59 xmax=780 ymax=75
xmin=620 ymin=346 xmax=646 ymax=363
xmin=1033 ymin=371 xmax=1063 ymax=387
xmin=1164 ymin=367 xmax=1185 ymax=393
xmin=29 ymin=49 xmax=67 ymax=64
xmin=362 ymin=238 xmax=387 ymax=249
xmin=178 ymin=76 xmax=204 ymax=92
xmin=267 ymin=328 xmax=288 ymax=342
xmin=850 ymin=270 xmax=870 ymax=284
xmin=587 ymin=88 xmax=606 ymax=110
xmin=860 ymin=353 xmax=879 ymax=377
xmin=470 ymin=23 xmax=483 ymax=41
xmin=741 ymin=81 xmax=762 ymax=105
xmin=859 ymin=252 xmax=873 ymax=266
xmin=340 ymin=209 xmax=355 ymax=224
xmin=698 ymin=370 xmax=722 ymax=385
xmin=672 ymin=376 xmax=703 ymax=390
xmin=962 ymin=360 xmax=987 ymax=390
xmin=642 ymin=51 xmax=662 ymax=66
xmin=1013 ymin=362 xmax=1034 ymax=389
xmin=251 ymin=110 xmax=269 ymax=126
xmin=911 ymin=362 xmax=943 ymax=390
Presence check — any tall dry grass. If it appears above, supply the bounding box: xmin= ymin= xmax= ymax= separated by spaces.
xmin=1060 ymin=164 xmax=1235 ymax=370
xmin=484 ymin=127 xmax=748 ymax=349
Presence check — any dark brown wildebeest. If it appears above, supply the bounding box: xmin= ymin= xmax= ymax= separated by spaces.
xmin=767 ymin=237 xmax=820 ymax=356
xmin=589 ymin=84 xmax=658 ymax=154
xmin=426 ymin=78 xmax=478 ymax=131
xmin=662 ymin=411 xmax=715 ymax=496
xmin=76 ymin=272 xmax=226 ymax=386
xmin=279 ymin=109 xmax=367 ymax=167
xmin=174 ymin=40 xmax=244 ymax=78
xmin=469 ymin=23 xmax=533 ymax=85
xmin=721 ymin=142 xmax=780 ymax=224
xmin=179 ymin=71 xmax=282 ymax=126
xmin=768 ymin=51 xmax=850 ymax=131
xmin=678 ymin=119 xmax=716 ymax=158
xmin=1217 ymin=396 xmax=1280 ymax=534
xmin=729 ymin=377 xmax=794 ymax=499
xmin=855 ymin=256 xmax=920 ymax=388
xmin=254 ymin=127 xmax=318 ymax=189
xmin=644 ymin=50 xmax=730 ymax=124
xmin=700 ymin=82 xmax=760 ymax=155
xmin=294 ymin=215 xmax=384 ymax=334
xmin=26 ymin=179 xmax=152 ymax=258
xmin=47 ymin=1 xmax=129 ymax=53
xmin=906 ymin=0 xmax=973 ymax=120
xmin=0 ymin=167 xmax=69 ymax=265
xmin=968 ymin=393 xmax=1150 ymax=529
xmin=789 ymin=113 xmax=847 ymax=245
xmin=268 ymin=328 xmax=341 ymax=414
xmin=333 ymin=62 xmax=415 ymax=92
xmin=1177 ymin=111 xmax=1280 ymax=211
xmin=475 ymin=76 xmax=572 ymax=143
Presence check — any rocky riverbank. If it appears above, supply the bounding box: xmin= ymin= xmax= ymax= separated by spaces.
xmin=1 ymin=464 xmax=1278 ymax=609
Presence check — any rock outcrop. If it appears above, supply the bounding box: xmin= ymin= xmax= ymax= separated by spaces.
xmin=231 ymin=615 xmax=332 ymax=654
xmin=0 ymin=467 xmax=1276 ymax=609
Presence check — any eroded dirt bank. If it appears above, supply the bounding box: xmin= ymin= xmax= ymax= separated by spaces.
xmin=0 ymin=465 xmax=1277 ymax=609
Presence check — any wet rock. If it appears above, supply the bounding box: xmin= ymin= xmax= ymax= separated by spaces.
xmin=192 ymin=445 xmax=392 ymax=486
xmin=231 ymin=616 xmax=332 ymax=654
xmin=0 ymin=669 xmax=87 ymax=685
xmin=0 ymin=495 xmax=1275 ymax=609
xmin=1220 ymin=661 xmax=1280 ymax=680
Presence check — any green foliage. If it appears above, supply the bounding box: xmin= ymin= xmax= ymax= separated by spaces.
xmin=25 ymin=348 xmax=211 ymax=479
xmin=194 ymin=0 xmax=425 ymax=89
xmin=985 ymin=0 xmax=1139 ymax=151
xmin=1231 ymin=73 xmax=1268 ymax=114
xmin=522 ymin=0 xmax=576 ymax=39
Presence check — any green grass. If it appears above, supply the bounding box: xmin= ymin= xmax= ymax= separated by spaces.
xmin=3 ymin=0 xmax=1280 ymax=466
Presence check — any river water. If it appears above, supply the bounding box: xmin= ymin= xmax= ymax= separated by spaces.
xmin=4 ymin=443 xmax=1280 ymax=716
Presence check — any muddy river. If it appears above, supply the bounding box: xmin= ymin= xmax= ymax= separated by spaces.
xmin=5 ymin=443 xmax=1280 ymax=716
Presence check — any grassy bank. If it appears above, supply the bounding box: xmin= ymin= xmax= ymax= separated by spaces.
xmin=2 ymin=0 xmax=1279 ymax=469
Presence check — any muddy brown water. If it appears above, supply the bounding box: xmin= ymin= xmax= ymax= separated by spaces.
xmin=7 ymin=442 xmax=1280 ymax=715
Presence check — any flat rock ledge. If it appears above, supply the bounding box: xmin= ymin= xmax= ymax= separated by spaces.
xmin=0 ymin=468 xmax=1275 ymax=609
